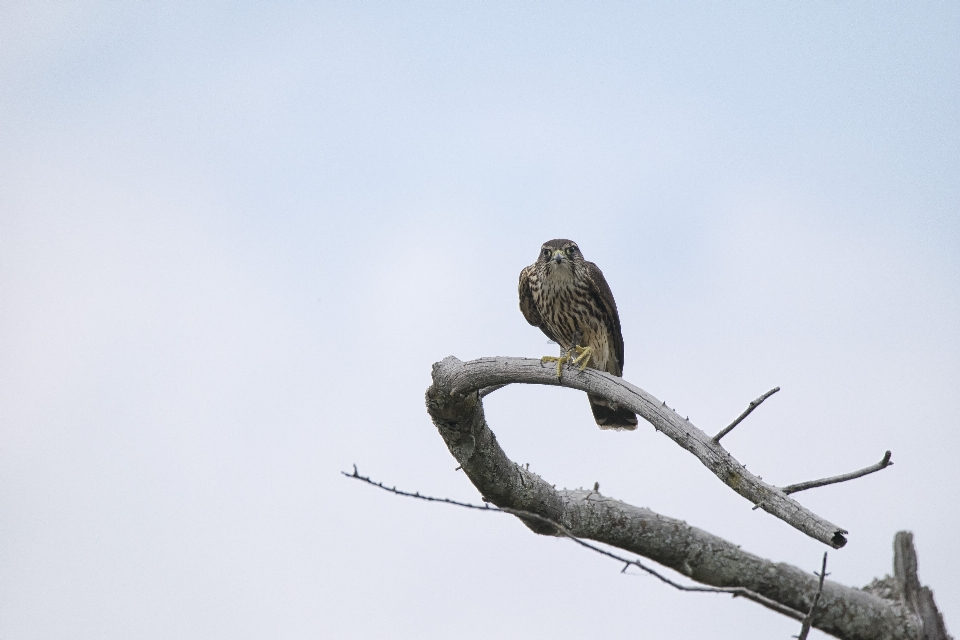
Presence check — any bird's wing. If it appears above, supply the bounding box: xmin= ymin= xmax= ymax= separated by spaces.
xmin=585 ymin=261 xmax=625 ymax=375
xmin=519 ymin=264 xmax=563 ymax=344
xmin=518 ymin=264 xmax=543 ymax=328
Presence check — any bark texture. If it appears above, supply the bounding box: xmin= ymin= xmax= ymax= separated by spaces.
xmin=425 ymin=355 xmax=950 ymax=640
xmin=894 ymin=532 xmax=952 ymax=640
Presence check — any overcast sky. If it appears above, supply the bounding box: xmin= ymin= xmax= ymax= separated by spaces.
xmin=1 ymin=3 xmax=958 ymax=639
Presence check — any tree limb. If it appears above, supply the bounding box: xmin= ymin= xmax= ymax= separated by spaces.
xmin=425 ymin=356 xmax=926 ymax=640
xmin=342 ymin=466 xmax=807 ymax=622
xmin=782 ymin=451 xmax=893 ymax=495
xmin=436 ymin=355 xmax=851 ymax=548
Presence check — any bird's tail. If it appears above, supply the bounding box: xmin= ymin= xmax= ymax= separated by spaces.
xmin=588 ymin=393 xmax=638 ymax=430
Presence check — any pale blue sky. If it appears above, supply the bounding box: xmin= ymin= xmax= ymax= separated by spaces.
xmin=2 ymin=3 xmax=958 ymax=639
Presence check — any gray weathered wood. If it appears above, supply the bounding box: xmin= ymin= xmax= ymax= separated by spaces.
xmin=425 ymin=356 xmax=929 ymax=640
xmin=441 ymin=355 xmax=848 ymax=547
xmin=894 ymin=532 xmax=953 ymax=640
xmin=713 ymin=386 xmax=780 ymax=442
xmin=782 ymin=451 xmax=893 ymax=495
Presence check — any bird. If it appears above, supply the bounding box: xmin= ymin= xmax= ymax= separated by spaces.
xmin=518 ymin=239 xmax=638 ymax=430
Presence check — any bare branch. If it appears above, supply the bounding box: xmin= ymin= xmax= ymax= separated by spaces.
xmin=798 ymin=553 xmax=830 ymax=640
xmin=425 ymin=359 xmax=925 ymax=640
xmin=340 ymin=464 xmax=498 ymax=512
xmin=435 ymin=356 xmax=848 ymax=548
xmin=713 ymin=386 xmax=780 ymax=442
xmin=343 ymin=467 xmax=806 ymax=622
xmin=782 ymin=451 xmax=893 ymax=495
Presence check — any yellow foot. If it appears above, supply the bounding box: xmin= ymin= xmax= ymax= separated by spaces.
xmin=540 ymin=354 xmax=571 ymax=379
xmin=572 ymin=345 xmax=593 ymax=371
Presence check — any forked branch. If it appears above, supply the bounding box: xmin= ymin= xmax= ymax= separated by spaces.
xmin=435 ymin=356 xmax=867 ymax=547
xmin=422 ymin=358 xmax=933 ymax=640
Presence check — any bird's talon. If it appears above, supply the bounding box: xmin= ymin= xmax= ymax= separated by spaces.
xmin=572 ymin=345 xmax=593 ymax=371
xmin=541 ymin=354 xmax=570 ymax=379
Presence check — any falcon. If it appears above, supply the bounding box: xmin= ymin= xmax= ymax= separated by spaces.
xmin=518 ymin=239 xmax=638 ymax=430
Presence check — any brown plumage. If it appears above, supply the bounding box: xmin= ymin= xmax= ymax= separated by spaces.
xmin=518 ymin=239 xmax=638 ymax=430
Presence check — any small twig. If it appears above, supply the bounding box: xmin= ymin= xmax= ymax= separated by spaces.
xmin=341 ymin=464 xmax=498 ymax=512
xmin=781 ymin=451 xmax=893 ymax=495
xmin=343 ymin=467 xmax=806 ymax=622
xmin=797 ymin=552 xmax=829 ymax=640
xmin=713 ymin=387 xmax=780 ymax=442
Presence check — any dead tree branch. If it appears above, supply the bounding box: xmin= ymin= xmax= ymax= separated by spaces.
xmin=713 ymin=386 xmax=780 ymax=442
xmin=423 ymin=355 xmax=940 ymax=640
xmin=782 ymin=451 xmax=893 ymax=495
xmin=798 ymin=553 xmax=830 ymax=640
xmin=343 ymin=466 xmax=806 ymax=622
xmin=436 ymin=355 xmax=856 ymax=548
xmin=341 ymin=464 xmax=498 ymax=512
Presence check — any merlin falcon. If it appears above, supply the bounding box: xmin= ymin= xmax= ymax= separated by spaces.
xmin=519 ymin=239 xmax=638 ymax=430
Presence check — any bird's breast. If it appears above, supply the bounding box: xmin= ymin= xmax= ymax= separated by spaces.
xmin=533 ymin=269 xmax=615 ymax=373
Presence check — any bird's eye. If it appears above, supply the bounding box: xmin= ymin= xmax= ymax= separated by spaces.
xmin=566 ymin=246 xmax=576 ymax=254
xmin=542 ymin=249 xmax=550 ymax=257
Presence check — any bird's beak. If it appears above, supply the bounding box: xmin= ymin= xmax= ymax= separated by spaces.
xmin=552 ymin=250 xmax=565 ymax=264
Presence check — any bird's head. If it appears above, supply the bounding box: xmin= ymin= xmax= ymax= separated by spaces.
xmin=537 ymin=239 xmax=583 ymax=275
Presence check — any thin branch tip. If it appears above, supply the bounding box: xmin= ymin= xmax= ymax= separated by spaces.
xmin=797 ymin=552 xmax=829 ymax=640
xmin=713 ymin=386 xmax=780 ymax=442
xmin=782 ymin=451 xmax=894 ymax=496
